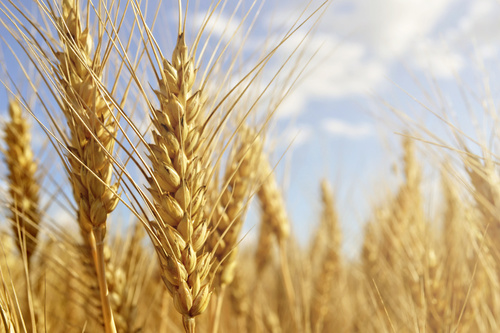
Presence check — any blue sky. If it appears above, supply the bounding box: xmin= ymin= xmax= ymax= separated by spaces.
xmin=252 ymin=0 xmax=500 ymax=254
xmin=1 ymin=0 xmax=500 ymax=256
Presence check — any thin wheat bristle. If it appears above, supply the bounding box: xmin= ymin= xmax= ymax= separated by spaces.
xmin=4 ymin=99 xmax=41 ymax=264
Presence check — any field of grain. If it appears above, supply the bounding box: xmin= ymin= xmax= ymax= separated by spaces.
xmin=0 ymin=0 xmax=499 ymax=332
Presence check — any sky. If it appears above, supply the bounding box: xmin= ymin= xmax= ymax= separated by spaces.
xmin=248 ymin=0 xmax=500 ymax=255
xmin=1 ymin=0 xmax=500 ymax=257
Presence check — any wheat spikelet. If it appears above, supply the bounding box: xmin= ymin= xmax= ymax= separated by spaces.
xmin=55 ymin=0 xmax=119 ymax=331
xmin=4 ymin=99 xmax=41 ymax=265
xmin=146 ymin=32 xmax=212 ymax=333
xmin=359 ymin=136 xmax=427 ymax=330
xmin=390 ymin=137 xmax=427 ymax=329
xmin=361 ymin=208 xmax=384 ymax=280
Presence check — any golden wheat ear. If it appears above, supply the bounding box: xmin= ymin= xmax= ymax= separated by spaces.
xmin=205 ymin=125 xmax=263 ymax=332
xmin=208 ymin=126 xmax=263 ymax=288
xmin=143 ymin=29 xmax=213 ymax=333
xmin=4 ymin=99 xmax=41 ymax=266
xmin=54 ymin=0 xmax=120 ymax=331
xmin=310 ymin=180 xmax=342 ymax=333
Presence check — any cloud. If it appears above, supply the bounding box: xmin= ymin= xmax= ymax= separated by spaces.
xmin=412 ymin=39 xmax=465 ymax=78
xmin=324 ymin=0 xmax=456 ymax=59
xmin=199 ymin=0 xmax=500 ymax=122
xmin=272 ymin=33 xmax=387 ymax=118
xmin=272 ymin=124 xmax=313 ymax=149
xmin=322 ymin=119 xmax=372 ymax=139
xmin=458 ymin=1 xmax=500 ymax=48
xmin=263 ymin=0 xmax=457 ymax=118
xmin=192 ymin=11 xmax=244 ymax=46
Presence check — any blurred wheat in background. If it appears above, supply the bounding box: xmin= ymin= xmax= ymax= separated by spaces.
xmin=1 ymin=0 xmax=500 ymax=332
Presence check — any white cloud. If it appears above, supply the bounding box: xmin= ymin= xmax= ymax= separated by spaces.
xmin=272 ymin=33 xmax=387 ymax=118
xmin=413 ymin=39 xmax=465 ymax=78
xmin=46 ymin=205 xmax=75 ymax=229
xmin=322 ymin=119 xmax=372 ymax=139
xmin=273 ymin=124 xmax=313 ymax=149
xmin=458 ymin=1 xmax=500 ymax=46
xmin=193 ymin=11 xmax=244 ymax=46
xmin=261 ymin=0 xmax=457 ymax=119
xmin=201 ymin=0 xmax=500 ymax=121
xmin=275 ymin=92 xmax=307 ymax=119
xmin=402 ymin=0 xmax=500 ymax=73
xmin=324 ymin=0 xmax=456 ymax=59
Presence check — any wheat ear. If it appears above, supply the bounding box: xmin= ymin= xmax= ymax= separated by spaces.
xmin=4 ymin=99 xmax=41 ymax=265
xmin=207 ymin=126 xmax=262 ymax=333
xmin=56 ymin=0 xmax=119 ymax=331
xmin=255 ymin=151 xmax=290 ymax=271
xmin=311 ymin=180 xmax=342 ymax=333
xmin=256 ymin=154 xmax=290 ymax=253
xmin=146 ymin=32 xmax=212 ymax=333
xmin=209 ymin=126 xmax=262 ymax=288
xmin=255 ymin=151 xmax=294 ymax=307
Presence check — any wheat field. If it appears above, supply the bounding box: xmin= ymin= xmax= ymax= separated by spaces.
xmin=0 ymin=0 xmax=499 ymax=332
